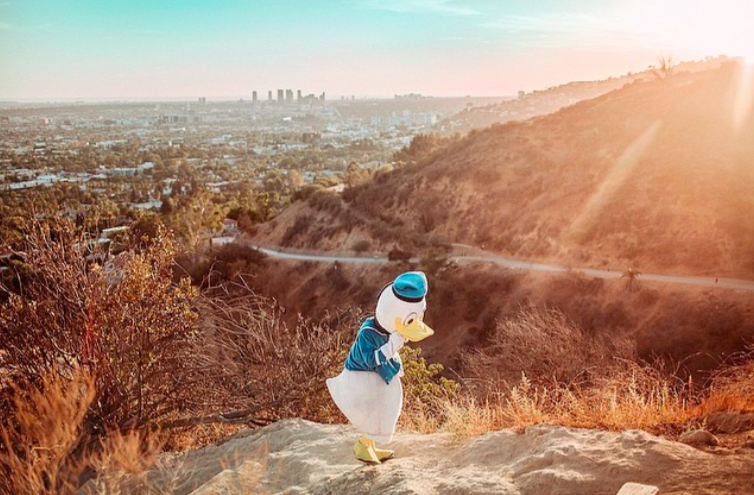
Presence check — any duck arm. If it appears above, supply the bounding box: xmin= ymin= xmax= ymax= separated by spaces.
xmin=344 ymin=328 xmax=403 ymax=384
xmin=394 ymin=352 xmax=405 ymax=378
xmin=346 ymin=328 xmax=387 ymax=370
xmin=376 ymin=332 xmax=406 ymax=365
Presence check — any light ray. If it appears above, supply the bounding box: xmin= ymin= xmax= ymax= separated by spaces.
xmin=732 ymin=62 xmax=754 ymax=134
xmin=563 ymin=121 xmax=663 ymax=244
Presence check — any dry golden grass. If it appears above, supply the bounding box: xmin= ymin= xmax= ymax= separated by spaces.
xmin=0 ymin=369 xmax=175 ymax=495
xmin=0 ymin=370 xmax=97 ymax=494
xmin=403 ymin=356 xmax=754 ymax=442
xmin=0 ymin=367 xmax=281 ymax=494
xmin=702 ymin=359 xmax=754 ymax=414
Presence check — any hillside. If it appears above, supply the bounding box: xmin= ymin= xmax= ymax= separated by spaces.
xmin=89 ymin=419 xmax=754 ymax=495
xmin=321 ymin=62 xmax=754 ymax=279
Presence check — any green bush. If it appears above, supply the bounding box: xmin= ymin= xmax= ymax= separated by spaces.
xmin=400 ymin=346 xmax=458 ymax=415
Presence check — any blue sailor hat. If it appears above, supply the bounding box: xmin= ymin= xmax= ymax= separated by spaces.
xmin=392 ymin=271 xmax=428 ymax=303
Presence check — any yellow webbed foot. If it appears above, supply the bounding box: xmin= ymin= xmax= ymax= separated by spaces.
xmin=354 ymin=438 xmax=381 ymax=465
xmin=372 ymin=446 xmax=394 ymax=461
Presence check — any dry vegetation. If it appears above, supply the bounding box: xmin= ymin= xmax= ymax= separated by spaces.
xmin=462 ymin=307 xmax=636 ymax=388
xmin=404 ymin=310 xmax=754 ymax=441
xmin=0 ymin=370 xmax=166 ymax=495
xmin=2 ymin=221 xmax=754 ymax=492
xmin=0 ymin=221 xmax=453 ymax=492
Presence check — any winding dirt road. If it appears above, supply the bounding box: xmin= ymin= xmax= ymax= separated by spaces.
xmin=250 ymin=244 xmax=754 ymax=292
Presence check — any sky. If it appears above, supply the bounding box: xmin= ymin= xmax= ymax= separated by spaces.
xmin=0 ymin=0 xmax=753 ymax=100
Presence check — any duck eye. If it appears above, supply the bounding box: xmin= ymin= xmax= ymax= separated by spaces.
xmin=407 ymin=318 xmax=414 ymax=325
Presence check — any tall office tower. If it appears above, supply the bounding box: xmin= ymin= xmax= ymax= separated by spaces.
xmin=268 ymin=90 xmax=273 ymax=101
xmin=277 ymin=89 xmax=284 ymax=103
xmin=252 ymin=91 xmax=258 ymax=103
xmin=199 ymin=97 xmax=207 ymax=105
xmin=297 ymin=89 xmax=302 ymax=102
xmin=285 ymin=89 xmax=294 ymax=103
xmin=320 ymin=92 xmax=326 ymax=102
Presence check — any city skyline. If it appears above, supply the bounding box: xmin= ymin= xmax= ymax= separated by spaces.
xmin=0 ymin=0 xmax=753 ymax=100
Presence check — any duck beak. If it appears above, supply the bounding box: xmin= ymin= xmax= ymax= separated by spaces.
xmin=394 ymin=317 xmax=434 ymax=342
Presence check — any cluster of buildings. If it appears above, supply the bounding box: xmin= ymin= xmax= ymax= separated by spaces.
xmin=199 ymin=89 xmax=329 ymax=106
xmin=370 ymin=110 xmax=439 ymax=127
xmin=0 ymin=162 xmax=155 ymax=191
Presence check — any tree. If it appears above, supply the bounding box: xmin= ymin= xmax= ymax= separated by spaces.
xmin=159 ymin=196 xmax=174 ymax=215
xmin=287 ymin=170 xmax=305 ymax=189
xmin=622 ymin=267 xmax=642 ymax=292
xmin=652 ymin=55 xmax=676 ymax=79
xmin=86 ymin=198 xmax=119 ymax=230
xmin=168 ymin=192 xmax=225 ymax=257
xmin=344 ymin=162 xmax=368 ymax=189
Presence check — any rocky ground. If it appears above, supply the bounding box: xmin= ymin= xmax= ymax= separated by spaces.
xmin=90 ymin=419 xmax=754 ymax=495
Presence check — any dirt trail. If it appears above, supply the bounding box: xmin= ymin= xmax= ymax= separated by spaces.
xmin=250 ymin=243 xmax=754 ymax=293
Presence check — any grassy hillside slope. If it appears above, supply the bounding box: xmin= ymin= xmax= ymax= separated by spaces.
xmin=342 ymin=62 xmax=754 ymax=278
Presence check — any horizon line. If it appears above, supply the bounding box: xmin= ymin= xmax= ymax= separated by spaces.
xmin=0 ymin=94 xmax=514 ymax=104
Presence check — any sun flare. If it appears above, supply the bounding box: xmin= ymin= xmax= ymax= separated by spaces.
xmin=624 ymin=0 xmax=754 ymax=61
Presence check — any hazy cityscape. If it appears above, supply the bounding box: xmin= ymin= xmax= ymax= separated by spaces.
xmin=1 ymin=92 xmax=506 ymax=195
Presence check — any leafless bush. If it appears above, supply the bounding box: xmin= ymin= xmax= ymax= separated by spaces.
xmin=462 ymin=307 xmax=636 ymax=391
xmin=173 ymin=285 xmax=354 ymax=428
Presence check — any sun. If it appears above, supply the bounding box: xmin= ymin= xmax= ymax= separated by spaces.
xmin=622 ymin=0 xmax=754 ymax=130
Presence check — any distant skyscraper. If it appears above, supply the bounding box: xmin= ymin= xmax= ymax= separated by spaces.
xmin=268 ymin=90 xmax=273 ymax=101
xmin=297 ymin=89 xmax=302 ymax=102
xmin=320 ymin=92 xmax=326 ymax=102
xmin=277 ymin=89 xmax=284 ymax=103
xmin=285 ymin=89 xmax=293 ymax=103
xmin=252 ymin=91 xmax=258 ymax=103
xmin=198 ymin=97 xmax=207 ymax=105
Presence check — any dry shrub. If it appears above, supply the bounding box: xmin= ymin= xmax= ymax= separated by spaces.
xmin=181 ymin=288 xmax=355 ymax=428
xmin=703 ymin=355 xmax=754 ymax=413
xmin=405 ymin=313 xmax=754 ymax=441
xmin=409 ymin=307 xmax=712 ymax=438
xmin=0 ymin=220 xmax=354 ymax=452
xmin=462 ymin=307 xmax=636 ymax=390
xmin=189 ymin=242 xmax=266 ymax=285
xmin=0 ymin=221 xmax=202 ymax=436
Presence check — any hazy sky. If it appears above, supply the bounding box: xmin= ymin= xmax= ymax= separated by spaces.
xmin=0 ymin=0 xmax=752 ymax=99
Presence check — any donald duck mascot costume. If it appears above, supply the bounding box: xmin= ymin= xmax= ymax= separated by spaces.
xmin=327 ymin=271 xmax=434 ymax=464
